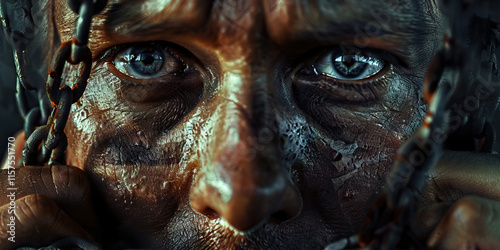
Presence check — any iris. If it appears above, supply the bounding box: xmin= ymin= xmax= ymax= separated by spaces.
xmin=114 ymin=46 xmax=167 ymax=78
xmin=315 ymin=53 xmax=384 ymax=80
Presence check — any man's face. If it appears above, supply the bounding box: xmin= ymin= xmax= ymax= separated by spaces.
xmin=58 ymin=0 xmax=441 ymax=248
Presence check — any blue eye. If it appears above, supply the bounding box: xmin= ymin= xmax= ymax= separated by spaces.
xmin=113 ymin=45 xmax=185 ymax=79
xmin=314 ymin=52 xmax=384 ymax=80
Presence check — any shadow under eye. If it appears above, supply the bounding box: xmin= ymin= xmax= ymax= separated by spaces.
xmin=118 ymin=70 xmax=203 ymax=104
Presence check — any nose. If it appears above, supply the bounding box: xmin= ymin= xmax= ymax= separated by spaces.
xmin=189 ymin=74 xmax=302 ymax=232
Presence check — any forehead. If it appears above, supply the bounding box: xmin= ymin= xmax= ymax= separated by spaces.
xmin=105 ymin=0 xmax=427 ymax=19
xmin=97 ymin=0 xmax=433 ymax=40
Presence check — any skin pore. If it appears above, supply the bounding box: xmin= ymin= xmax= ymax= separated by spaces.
xmin=54 ymin=0 xmax=442 ymax=248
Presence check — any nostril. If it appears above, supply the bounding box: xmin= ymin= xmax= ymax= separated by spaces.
xmin=200 ymin=207 xmax=220 ymax=220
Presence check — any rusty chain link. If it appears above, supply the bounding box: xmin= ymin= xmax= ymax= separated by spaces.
xmin=21 ymin=0 xmax=107 ymax=166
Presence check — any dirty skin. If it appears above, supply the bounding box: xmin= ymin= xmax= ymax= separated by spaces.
xmin=58 ymin=0 xmax=434 ymax=248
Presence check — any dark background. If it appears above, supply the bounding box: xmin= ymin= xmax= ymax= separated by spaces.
xmin=0 ymin=33 xmax=24 ymax=163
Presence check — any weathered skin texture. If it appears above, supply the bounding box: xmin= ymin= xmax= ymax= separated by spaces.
xmin=2 ymin=0 xmax=500 ymax=249
xmin=63 ymin=0 xmax=433 ymax=248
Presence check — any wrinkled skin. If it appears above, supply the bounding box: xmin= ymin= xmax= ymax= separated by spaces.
xmin=2 ymin=0 xmax=500 ymax=249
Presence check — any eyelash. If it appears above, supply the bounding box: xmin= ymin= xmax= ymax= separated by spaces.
xmin=96 ymin=45 xmax=122 ymax=65
xmin=96 ymin=42 xmax=190 ymax=70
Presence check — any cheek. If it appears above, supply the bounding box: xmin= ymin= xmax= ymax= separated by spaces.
xmin=289 ymin=76 xmax=425 ymax=231
xmin=64 ymin=55 xmax=221 ymax=244
xmin=329 ymin=138 xmax=399 ymax=230
xmin=77 ymin=126 xmax=197 ymax=244
xmin=65 ymin=69 xmax=196 ymax=242
xmin=66 ymin=67 xmax=121 ymax=168
xmin=294 ymin=122 xmax=405 ymax=232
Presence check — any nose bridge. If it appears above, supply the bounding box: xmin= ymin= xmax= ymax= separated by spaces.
xmin=209 ymin=70 xmax=278 ymax=184
xmin=189 ymin=65 xmax=302 ymax=231
xmin=218 ymin=71 xmax=255 ymax=133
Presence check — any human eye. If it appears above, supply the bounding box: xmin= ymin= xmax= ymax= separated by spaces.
xmin=103 ymin=41 xmax=203 ymax=104
xmin=314 ymin=53 xmax=384 ymax=80
xmin=292 ymin=48 xmax=392 ymax=103
xmin=113 ymin=44 xmax=185 ymax=79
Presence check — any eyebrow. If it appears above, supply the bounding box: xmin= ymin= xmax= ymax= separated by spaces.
xmin=97 ymin=0 xmax=439 ymax=64
xmin=102 ymin=0 xmax=213 ymax=38
xmin=265 ymin=0 xmax=440 ymax=59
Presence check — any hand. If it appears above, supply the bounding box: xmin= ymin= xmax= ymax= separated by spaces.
xmin=0 ymin=132 xmax=100 ymax=249
xmin=418 ymin=151 xmax=500 ymax=249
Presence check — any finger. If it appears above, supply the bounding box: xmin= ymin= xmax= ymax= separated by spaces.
xmin=416 ymin=151 xmax=500 ymax=239
xmin=0 ymin=194 xmax=92 ymax=249
xmin=415 ymin=201 xmax=452 ymax=239
xmin=427 ymin=195 xmax=500 ymax=249
xmin=0 ymin=165 xmax=100 ymax=237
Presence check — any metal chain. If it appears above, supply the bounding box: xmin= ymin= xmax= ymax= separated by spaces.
xmin=472 ymin=27 xmax=499 ymax=152
xmin=356 ymin=40 xmax=461 ymax=250
xmin=22 ymin=0 xmax=107 ymax=166
xmin=326 ymin=1 xmax=500 ymax=249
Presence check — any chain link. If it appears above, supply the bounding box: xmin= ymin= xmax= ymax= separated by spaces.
xmin=21 ymin=0 xmax=107 ymax=166
xmin=46 ymin=41 xmax=92 ymax=105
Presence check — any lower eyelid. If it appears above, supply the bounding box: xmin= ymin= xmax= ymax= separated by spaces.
xmin=107 ymin=62 xmax=169 ymax=85
xmin=118 ymin=71 xmax=204 ymax=104
xmin=291 ymin=65 xmax=393 ymax=105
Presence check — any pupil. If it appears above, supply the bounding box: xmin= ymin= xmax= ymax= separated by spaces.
xmin=334 ymin=55 xmax=367 ymax=77
xmin=343 ymin=57 xmax=356 ymax=67
xmin=130 ymin=48 xmax=164 ymax=76
xmin=141 ymin=54 xmax=155 ymax=65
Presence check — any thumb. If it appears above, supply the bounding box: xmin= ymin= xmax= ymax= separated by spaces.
xmin=0 ymin=164 xmax=101 ymax=239
xmin=421 ymin=151 xmax=500 ymax=205
xmin=416 ymin=151 xmax=500 ymax=240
